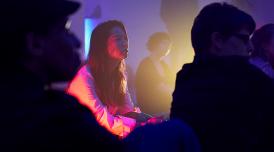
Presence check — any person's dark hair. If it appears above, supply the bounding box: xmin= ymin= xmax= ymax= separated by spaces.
xmin=87 ymin=20 xmax=128 ymax=106
xmin=146 ymin=32 xmax=171 ymax=52
xmin=251 ymin=24 xmax=274 ymax=59
xmin=2 ymin=24 xmax=59 ymax=67
xmin=1 ymin=0 xmax=80 ymax=67
xmin=191 ymin=2 xmax=256 ymax=54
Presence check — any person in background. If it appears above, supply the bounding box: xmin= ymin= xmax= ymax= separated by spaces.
xmin=249 ymin=23 xmax=274 ymax=80
xmin=67 ymin=20 xmax=152 ymax=138
xmin=0 ymin=0 xmax=121 ymax=151
xmin=135 ymin=32 xmax=174 ymax=117
xmin=170 ymin=2 xmax=274 ymax=152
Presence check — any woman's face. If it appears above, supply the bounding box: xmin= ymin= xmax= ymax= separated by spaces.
xmin=107 ymin=26 xmax=129 ymax=60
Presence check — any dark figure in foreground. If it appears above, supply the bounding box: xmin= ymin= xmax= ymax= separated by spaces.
xmin=170 ymin=2 xmax=274 ymax=152
xmin=123 ymin=119 xmax=201 ymax=152
xmin=0 ymin=0 xmax=121 ymax=151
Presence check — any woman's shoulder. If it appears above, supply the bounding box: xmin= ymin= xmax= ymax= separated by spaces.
xmin=73 ymin=64 xmax=94 ymax=79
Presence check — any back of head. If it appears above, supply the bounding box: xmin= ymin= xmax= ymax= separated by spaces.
xmin=0 ymin=0 xmax=81 ymax=82
xmin=191 ymin=2 xmax=255 ymax=54
xmin=146 ymin=32 xmax=171 ymax=52
xmin=0 ymin=0 xmax=80 ymax=59
xmin=251 ymin=23 xmax=274 ymax=59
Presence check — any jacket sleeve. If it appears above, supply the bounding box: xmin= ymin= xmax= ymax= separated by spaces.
xmin=66 ymin=66 xmax=136 ymax=137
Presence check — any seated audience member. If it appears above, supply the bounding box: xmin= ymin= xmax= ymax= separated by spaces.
xmin=67 ymin=20 xmax=153 ymax=138
xmin=249 ymin=23 xmax=274 ymax=79
xmin=0 ymin=0 xmax=122 ymax=151
xmin=135 ymin=32 xmax=174 ymax=117
xmin=170 ymin=2 xmax=274 ymax=152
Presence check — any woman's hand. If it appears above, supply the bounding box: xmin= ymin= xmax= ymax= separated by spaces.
xmin=122 ymin=112 xmax=152 ymax=123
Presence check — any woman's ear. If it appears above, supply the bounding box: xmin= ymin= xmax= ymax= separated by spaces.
xmin=25 ymin=32 xmax=44 ymax=57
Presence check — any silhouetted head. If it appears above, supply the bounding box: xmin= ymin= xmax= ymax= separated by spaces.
xmin=1 ymin=0 xmax=82 ymax=83
xmin=251 ymin=23 xmax=274 ymax=67
xmin=146 ymin=32 xmax=172 ymax=58
xmin=191 ymin=2 xmax=255 ymax=56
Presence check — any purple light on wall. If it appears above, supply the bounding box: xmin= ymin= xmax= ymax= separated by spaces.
xmin=84 ymin=18 xmax=95 ymax=59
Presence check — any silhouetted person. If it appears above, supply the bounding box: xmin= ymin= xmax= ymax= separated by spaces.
xmin=0 ymin=0 xmax=121 ymax=151
xmin=250 ymin=23 xmax=274 ymax=79
xmin=67 ymin=20 xmax=152 ymax=138
xmin=135 ymin=32 xmax=174 ymax=117
xmin=170 ymin=2 xmax=274 ymax=152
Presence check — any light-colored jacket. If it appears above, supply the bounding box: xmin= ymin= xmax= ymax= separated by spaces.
xmin=67 ymin=65 xmax=138 ymax=137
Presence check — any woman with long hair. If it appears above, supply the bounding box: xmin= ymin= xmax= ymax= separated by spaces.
xmin=67 ymin=20 xmax=151 ymax=138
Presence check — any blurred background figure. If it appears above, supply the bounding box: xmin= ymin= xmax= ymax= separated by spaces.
xmin=249 ymin=23 xmax=274 ymax=80
xmin=0 ymin=0 xmax=121 ymax=151
xmin=67 ymin=20 xmax=151 ymax=138
xmin=135 ymin=32 xmax=174 ymax=117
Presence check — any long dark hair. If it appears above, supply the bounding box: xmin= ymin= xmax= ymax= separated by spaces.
xmin=87 ymin=20 xmax=127 ymax=107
